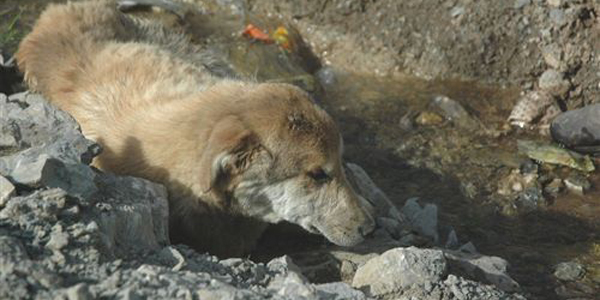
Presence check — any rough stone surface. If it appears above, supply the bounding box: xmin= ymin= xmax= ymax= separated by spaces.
xmin=352 ymin=247 xmax=447 ymax=296
xmin=554 ymin=262 xmax=586 ymax=281
xmin=444 ymin=250 xmax=520 ymax=292
xmin=538 ymin=69 xmax=570 ymax=96
xmin=550 ymin=104 xmax=600 ymax=154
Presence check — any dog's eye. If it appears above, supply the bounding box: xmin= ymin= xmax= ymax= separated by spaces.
xmin=308 ymin=168 xmax=329 ymax=182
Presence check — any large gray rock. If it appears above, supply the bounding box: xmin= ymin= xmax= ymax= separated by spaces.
xmin=352 ymin=247 xmax=447 ymax=296
xmin=550 ymin=104 xmax=600 ymax=154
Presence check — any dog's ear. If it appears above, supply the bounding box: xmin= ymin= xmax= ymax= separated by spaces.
xmin=198 ymin=116 xmax=263 ymax=193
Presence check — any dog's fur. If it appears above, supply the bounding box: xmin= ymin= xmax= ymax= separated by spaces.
xmin=17 ymin=0 xmax=375 ymax=257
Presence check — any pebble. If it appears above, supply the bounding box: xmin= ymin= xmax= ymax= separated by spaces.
xmin=554 ymin=262 xmax=585 ymax=281
xmin=514 ymin=0 xmax=531 ymax=9
xmin=549 ymin=9 xmax=567 ymax=26
xmin=538 ymin=69 xmax=569 ymax=96
xmin=564 ymin=173 xmax=591 ymax=195
xmin=547 ymin=0 xmax=563 ymax=8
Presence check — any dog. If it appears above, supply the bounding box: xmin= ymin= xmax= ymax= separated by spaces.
xmin=16 ymin=0 xmax=375 ymax=257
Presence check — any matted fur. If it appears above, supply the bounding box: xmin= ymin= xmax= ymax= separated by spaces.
xmin=17 ymin=0 xmax=375 ymax=257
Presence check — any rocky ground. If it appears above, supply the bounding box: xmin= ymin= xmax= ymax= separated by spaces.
xmin=0 ymin=92 xmax=527 ymax=299
xmin=1 ymin=0 xmax=599 ymax=299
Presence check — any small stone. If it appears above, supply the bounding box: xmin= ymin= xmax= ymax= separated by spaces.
xmin=550 ymin=104 xmax=600 ymax=154
xmin=450 ymin=6 xmax=465 ymax=18
xmin=416 ymin=111 xmax=443 ymax=126
xmin=541 ymin=44 xmax=563 ymax=69
xmin=402 ymin=198 xmax=439 ymax=243
xmin=459 ymin=242 xmax=478 ymax=254
xmin=543 ymin=178 xmax=563 ymax=197
xmin=46 ymin=225 xmax=69 ymax=251
xmin=66 ymin=283 xmax=93 ymax=300
xmin=514 ymin=0 xmax=531 ymax=9
xmin=315 ymin=282 xmax=367 ymax=300
xmin=549 ymin=9 xmax=567 ymax=26
xmin=564 ymin=173 xmax=591 ymax=195
xmin=445 ymin=230 xmax=459 ymax=249
xmin=0 ymin=175 xmax=16 ymax=206
xmin=554 ymin=262 xmax=585 ymax=281
xmin=538 ymin=69 xmax=569 ymax=96
xmin=547 ymin=0 xmax=562 ymax=8
xmin=431 ymin=95 xmax=479 ymax=129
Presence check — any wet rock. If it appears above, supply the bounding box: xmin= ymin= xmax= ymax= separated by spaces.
xmin=550 ymin=104 xmax=600 ymax=154
xmin=538 ymin=69 xmax=569 ymax=97
xmin=415 ymin=111 xmax=443 ymax=126
xmin=444 ymin=250 xmax=520 ymax=292
xmin=516 ymin=186 xmax=547 ymax=211
xmin=554 ymin=262 xmax=586 ymax=281
xmin=543 ymin=178 xmax=564 ymax=198
xmin=431 ymin=95 xmax=480 ymax=130
xmin=0 ymin=175 xmax=15 ymax=206
xmin=402 ymin=198 xmax=439 ymax=244
xmin=563 ymin=173 xmax=591 ymax=195
xmin=517 ymin=140 xmax=595 ymax=172
xmin=352 ymin=247 xmax=447 ymax=296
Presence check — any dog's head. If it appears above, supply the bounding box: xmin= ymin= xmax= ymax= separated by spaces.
xmin=198 ymin=83 xmax=375 ymax=246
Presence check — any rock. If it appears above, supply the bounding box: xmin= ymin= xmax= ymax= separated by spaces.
xmin=458 ymin=242 xmax=478 ymax=254
xmin=550 ymin=104 xmax=600 ymax=154
xmin=46 ymin=224 xmax=70 ymax=251
xmin=543 ymin=178 xmax=563 ymax=197
xmin=352 ymin=247 xmax=447 ymax=296
xmin=93 ymin=174 xmax=170 ymax=256
xmin=514 ymin=0 xmax=530 ymax=9
xmin=402 ymin=198 xmax=439 ymax=244
xmin=549 ymin=9 xmax=567 ymax=27
xmin=65 ymin=283 xmax=93 ymax=300
xmin=541 ymin=44 xmax=563 ymax=70
xmin=315 ymin=282 xmax=367 ymax=300
xmin=444 ymin=250 xmax=520 ymax=292
xmin=538 ymin=69 xmax=569 ymax=96
xmin=431 ymin=95 xmax=480 ymax=130
xmin=345 ymin=163 xmax=407 ymax=236
xmin=315 ymin=67 xmax=337 ymax=86
xmin=564 ymin=173 xmax=591 ymax=195
xmin=4 ymin=154 xmax=98 ymax=199
xmin=554 ymin=262 xmax=586 ymax=281
xmin=415 ymin=111 xmax=443 ymax=126
xmin=445 ymin=230 xmax=459 ymax=249
xmin=517 ymin=140 xmax=595 ymax=172
xmin=547 ymin=0 xmax=563 ymax=8
xmin=508 ymin=90 xmax=554 ymax=128
xmin=0 ymin=175 xmax=15 ymax=206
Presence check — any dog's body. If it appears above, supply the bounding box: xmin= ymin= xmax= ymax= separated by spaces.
xmin=17 ymin=0 xmax=374 ymax=257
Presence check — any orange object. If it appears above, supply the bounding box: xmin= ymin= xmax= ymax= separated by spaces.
xmin=242 ymin=24 xmax=273 ymax=43
xmin=272 ymin=26 xmax=291 ymax=50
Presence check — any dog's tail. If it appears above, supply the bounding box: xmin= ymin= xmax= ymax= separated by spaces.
xmin=16 ymin=1 xmax=130 ymax=100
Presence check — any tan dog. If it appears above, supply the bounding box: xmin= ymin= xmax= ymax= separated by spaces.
xmin=16 ymin=0 xmax=375 ymax=257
